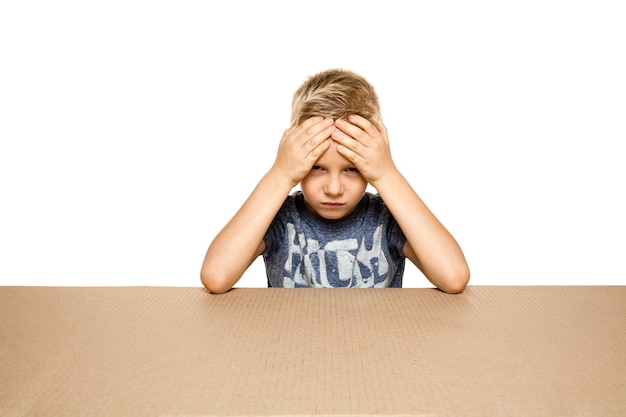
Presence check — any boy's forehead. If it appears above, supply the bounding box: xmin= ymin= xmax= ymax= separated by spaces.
xmin=315 ymin=140 xmax=353 ymax=167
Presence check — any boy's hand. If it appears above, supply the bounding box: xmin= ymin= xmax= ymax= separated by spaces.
xmin=273 ymin=117 xmax=334 ymax=187
xmin=332 ymin=115 xmax=397 ymax=186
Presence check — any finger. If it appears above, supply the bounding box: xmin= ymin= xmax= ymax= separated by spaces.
xmin=297 ymin=116 xmax=325 ymax=130
xmin=347 ymin=115 xmax=390 ymax=146
xmin=301 ymin=118 xmax=334 ymax=151
xmin=331 ymin=122 xmax=369 ymax=158
xmin=334 ymin=117 xmax=373 ymax=147
xmin=374 ymin=118 xmax=390 ymax=143
xmin=345 ymin=114 xmax=373 ymax=131
xmin=308 ymin=138 xmax=331 ymax=160
xmin=280 ymin=124 xmax=297 ymax=142
xmin=335 ymin=141 xmax=362 ymax=165
xmin=374 ymin=117 xmax=386 ymax=132
xmin=348 ymin=114 xmax=383 ymax=140
xmin=302 ymin=116 xmax=335 ymax=132
xmin=330 ymin=127 xmax=360 ymax=151
xmin=287 ymin=116 xmax=325 ymax=142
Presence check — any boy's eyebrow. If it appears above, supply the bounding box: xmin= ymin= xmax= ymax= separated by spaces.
xmin=314 ymin=163 xmax=358 ymax=170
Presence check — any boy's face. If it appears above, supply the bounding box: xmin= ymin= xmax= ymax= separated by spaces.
xmin=300 ymin=140 xmax=368 ymax=221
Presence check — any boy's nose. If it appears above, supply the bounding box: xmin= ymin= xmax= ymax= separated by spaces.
xmin=324 ymin=176 xmax=343 ymax=196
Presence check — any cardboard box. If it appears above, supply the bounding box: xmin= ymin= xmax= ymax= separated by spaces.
xmin=1 ymin=286 xmax=625 ymax=416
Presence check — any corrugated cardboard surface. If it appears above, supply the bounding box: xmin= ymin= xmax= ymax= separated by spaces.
xmin=1 ymin=286 xmax=625 ymax=416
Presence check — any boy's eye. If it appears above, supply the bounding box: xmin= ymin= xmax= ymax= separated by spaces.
xmin=312 ymin=166 xmax=323 ymax=171
xmin=346 ymin=167 xmax=359 ymax=173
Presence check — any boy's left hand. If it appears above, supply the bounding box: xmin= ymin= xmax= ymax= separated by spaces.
xmin=332 ymin=115 xmax=397 ymax=186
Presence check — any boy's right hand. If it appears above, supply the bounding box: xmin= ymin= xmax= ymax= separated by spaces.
xmin=272 ymin=116 xmax=334 ymax=187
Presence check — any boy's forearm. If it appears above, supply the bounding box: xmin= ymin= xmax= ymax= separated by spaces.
xmin=201 ymin=169 xmax=294 ymax=293
xmin=373 ymin=170 xmax=470 ymax=293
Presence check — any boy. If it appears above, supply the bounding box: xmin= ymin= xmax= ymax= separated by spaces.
xmin=201 ymin=69 xmax=469 ymax=293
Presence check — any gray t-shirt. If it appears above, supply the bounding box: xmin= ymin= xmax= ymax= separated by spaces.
xmin=263 ymin=191 xmax=406 ymax=288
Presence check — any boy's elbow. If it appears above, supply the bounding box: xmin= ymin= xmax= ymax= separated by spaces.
xmin=200 ymin=268 xmax=234 ymax=294
xmin=438 ymin=265 xmax=470 ymax=294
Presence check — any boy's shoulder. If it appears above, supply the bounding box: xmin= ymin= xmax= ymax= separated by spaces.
xmin=363 ymin=191 xmax=386 ymax=209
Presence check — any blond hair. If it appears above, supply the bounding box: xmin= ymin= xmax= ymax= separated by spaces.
xmin=290 ymin=68 xmax=380 ymax=127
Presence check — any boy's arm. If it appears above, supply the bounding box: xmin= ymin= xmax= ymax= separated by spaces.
xmin=200 ymin=170 xmax=292 ymax=294
xmin=374 ymin=170 xmax=470 ymax=293
xmin=200 ymin=117 xmax=334 ymax=293
xmin=333 ymin=116 xmax=470 ymax=293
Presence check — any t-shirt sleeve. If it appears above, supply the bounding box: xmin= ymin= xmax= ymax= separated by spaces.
xmin=375 ymin=195 xmax=406 ymax=259
xmin=387 ymin=214 xmax=406 ymax=259
xmin=263 ymin=196 xmax=292 ymax=257
xmin=263 ymin=215 xmax=279 ymax=256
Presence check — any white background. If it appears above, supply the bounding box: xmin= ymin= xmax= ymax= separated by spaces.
xmin=1 ymin=1 xmax=624 ymax=288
